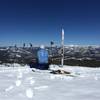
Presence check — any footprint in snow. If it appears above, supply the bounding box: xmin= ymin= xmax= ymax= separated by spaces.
xmin=26 ymin=77 xmax=33 ymax=80
xmin=26 ymin=77 xmax=35 ymax=85
xmin=7 ymin=74 xmax=14 ymax=77
xmin=30 ymin=80 xmax=35 ymax=85
xmin=34 ymin=85 xmax=48 ymax=90
xmin=26 ymin=88 xmax=33 ymax=98
xmin=5 ymin=85 xmax=14 ymax=92
xmin=15 ymin=80 xmax=22 ymax=87
xmin=17 ymin=72 xmax=23 ymax=79
xmin=94 ymin=76 xmax=98 ymax=80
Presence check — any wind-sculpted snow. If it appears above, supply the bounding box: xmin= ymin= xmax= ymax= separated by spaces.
xmin=0 ymin=64 xmax=100 ymax=100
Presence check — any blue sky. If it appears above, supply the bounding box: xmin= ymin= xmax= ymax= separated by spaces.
xmin=0 ymin=0 xmax=100 ymax=46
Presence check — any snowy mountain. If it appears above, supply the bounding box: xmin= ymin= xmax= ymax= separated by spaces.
xmin=0 ymin=46 xmax=38 ymax=64
xmin=49 ymin=45 xmax=100 ymax=67
xmin=0 ymin=45 xmax=100 ymax=67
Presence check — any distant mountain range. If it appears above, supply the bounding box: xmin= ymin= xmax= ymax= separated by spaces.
xmin=0 ymin=45 xmax=100 ymax=67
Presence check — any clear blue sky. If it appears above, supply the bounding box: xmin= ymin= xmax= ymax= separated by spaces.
xmin=0 ymin=0 xmax=100 ymax=46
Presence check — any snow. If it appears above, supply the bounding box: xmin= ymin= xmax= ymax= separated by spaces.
xmin=0 ymin=64 xmax=100 ymax=100
xmin=15 ymin=80 xmax=22 ymax=87
xmin=5 ymin=86 xmax=14 ymax=92
xmin=25 ymin=88 xmax=33 ymax=98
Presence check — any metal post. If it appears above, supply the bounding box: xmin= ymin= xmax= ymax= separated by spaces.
xmin=61 ymin=29 xmax=64 ymax=67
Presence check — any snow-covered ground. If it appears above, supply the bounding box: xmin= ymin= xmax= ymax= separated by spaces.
xmin=0 ymin=64 xmax=100 ymax=100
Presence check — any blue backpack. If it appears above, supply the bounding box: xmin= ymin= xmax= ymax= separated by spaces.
xmin=37 ymin=49 xmax=48 ymax=64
